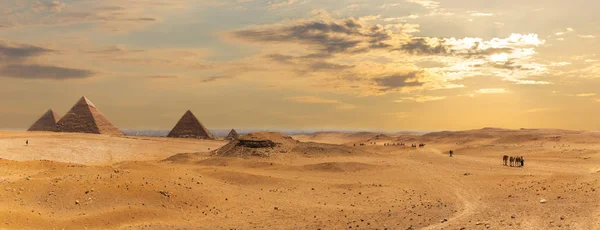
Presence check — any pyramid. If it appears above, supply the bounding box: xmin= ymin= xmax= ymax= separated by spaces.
xmin=28 ymin=109 xmax=62 ymax=132
xmin=56 ymin=96 xmax=123 ymax=135
xmin=226 ymin=129 xmax=239 ymax=140
xmin=167 ymin=110 xmax=214 ymax=139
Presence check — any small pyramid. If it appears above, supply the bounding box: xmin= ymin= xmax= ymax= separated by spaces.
xmin=28 ymin=109 xmax=62 ymax=132
xmin=56 ymin=96 xmax=122 ymax=135
xmin=167 ymin=110 xmax=214 ymax=139
xmin=226 ymin=129 xmax=239 ymax=140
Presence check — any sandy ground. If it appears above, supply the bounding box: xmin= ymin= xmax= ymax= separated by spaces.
xmin=0 ymin=129 xmax=600 ymax=229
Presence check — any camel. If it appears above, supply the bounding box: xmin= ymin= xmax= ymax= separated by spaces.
xmin=419 ymin=143 xmax=425 ymax=148
xmin=515 ymin=157 xmax=522 ymax=167
xmin=509 ymin=156 xmax=515 ymax=167
xmin=503 ymin=155 xmax=509 ymax=166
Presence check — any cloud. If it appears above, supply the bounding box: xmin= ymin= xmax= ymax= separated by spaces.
xmin=266 ymin=54 xmax=295 ymax=64
xmin=578 ymin=35 xmax=596 ymax=39
xmin=395 ymin=95 xmax=446 ymax=103
xmin=288 ymin=96 xmax=340 ymax=104
xmin=287 ymin=96 xmax=355 ymax=110
xmin=550 ymin=62 xmax=571 ymax=67
xmin=400 ymin=38 xmax=449 ymax=55
xmin=268 ymin=0 xmax=303 ymax=10
xmin=335 ymin=103 xmax=357 ymax=110
xmin=0 ymin=64 xmax=94 ymax=80
xmin=525 ymin=108 xmax=561 ymax=113
xmin=509 ymin=79 xmax=553 ymax=85
xmin=147 ymin=75 xmax=178 ymax=79
xmin=231 ymin=16 xmax=393 ymax=58
xmin=476 ymin=88 xmax=507 ymax=94
xmin=31 ymin=1 xmax=66 ymax=12
xmin=382 ymin=112 xmax=410 ymax=118
xmin=0 ymin=0 xmax=186 ymax=32
xmin=309 ymin=62 xmax=354 ymax=71
xmin=0 ymin=42 xmax=54 ymax=61
xmin=470 ymin=12 xmax=493 ymax=17
xmin=374 ymin=72 xmax=425 ymax=91
xmin=201 ymin=75 xmax=234 ymax=83
xmin=228 ymin=12 xmax=547 ymax=97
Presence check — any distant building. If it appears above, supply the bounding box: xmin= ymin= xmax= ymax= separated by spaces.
xmin=55 ymin=96 xmax=123 ymax=135
xmin=28 ymin=109 xmax=62 ymax=132
xmin=226 ymin=129 xmax=239 ymax=140
xmin=167 ymin=110 xmax=214 ymax=139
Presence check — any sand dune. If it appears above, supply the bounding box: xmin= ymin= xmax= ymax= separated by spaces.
xmin=1 ymin=129 xmax=600 ymax=229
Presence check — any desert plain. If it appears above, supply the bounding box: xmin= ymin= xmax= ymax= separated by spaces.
xmin=1 ymin=128 xmax=600 ymax=229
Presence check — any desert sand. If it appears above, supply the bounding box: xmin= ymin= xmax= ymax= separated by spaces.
xmin=1 ymin=128 xmax=600 ymax=229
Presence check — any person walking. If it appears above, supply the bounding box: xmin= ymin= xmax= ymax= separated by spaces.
xmin=26 ymin=140 xmax=28 ymax=146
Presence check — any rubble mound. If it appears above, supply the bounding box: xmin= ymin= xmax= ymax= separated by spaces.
xmin=213 ymin=132 xmax=298 ymax=158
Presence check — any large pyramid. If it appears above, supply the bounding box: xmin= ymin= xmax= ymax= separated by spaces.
xmin=167 ymin=110 xmax=214 ymax=139
xmin=226 ymin=129 xmax=239 ymax=140
xmin=56 ymin=96 xmax=123 ymax=135
xmin=28 ymin=109 xmax=62 ymax=131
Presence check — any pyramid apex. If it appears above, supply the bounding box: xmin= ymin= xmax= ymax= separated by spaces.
xmin=75 ymin=96 xmax=96 ymax=107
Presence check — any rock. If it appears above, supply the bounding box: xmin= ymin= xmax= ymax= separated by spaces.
xmin=159 ymin=190 xmax=171 ymax=197
xmin=511 ymin=215 xmax=516 ymax=219
xmin=274 ymin=206 xmax=279 ymax=210
xmin=75 ymin=200 xmax=80 ymax=205
xmin=540 ymin=199 xmax=547 ymax=204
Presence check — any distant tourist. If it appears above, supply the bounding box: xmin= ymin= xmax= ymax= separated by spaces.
xmin=26 ymin=140 xmax=28 ymax=146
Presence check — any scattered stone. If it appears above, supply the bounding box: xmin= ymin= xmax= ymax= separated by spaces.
xmin=159 ymin=190 xmax=170 ymax=197
xmin=75 ymin=200 xmax=80 ymax=205
xmin=540 ymin=199 xmax=547 ymax=204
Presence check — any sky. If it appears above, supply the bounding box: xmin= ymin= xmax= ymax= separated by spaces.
xmin=1 ymin=0 xmax=600 ymax=131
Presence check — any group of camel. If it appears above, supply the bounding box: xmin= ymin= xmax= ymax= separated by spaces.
xmin=503 ymin=155 xmax=525 ymax=167
xmin=355 ymin=142 xmax=425 ymax=147
xmin=412 ymin=143 xmax=425 ymax=148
